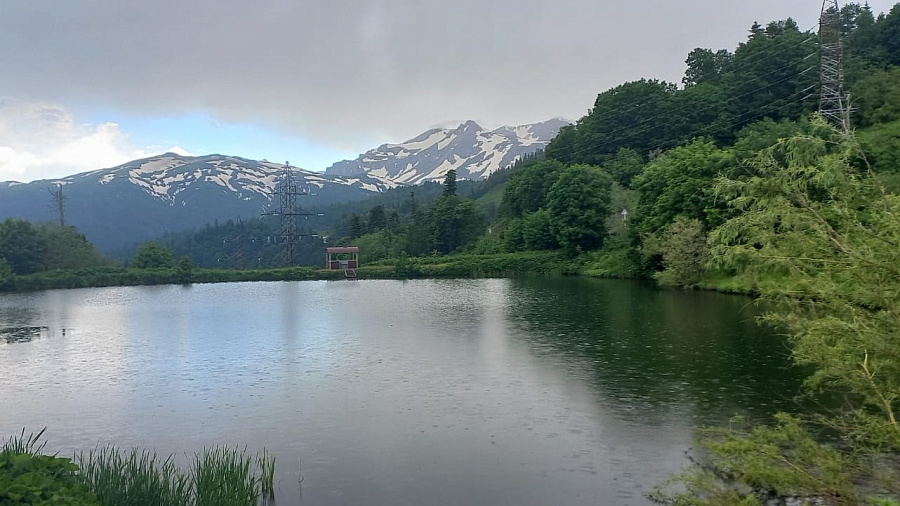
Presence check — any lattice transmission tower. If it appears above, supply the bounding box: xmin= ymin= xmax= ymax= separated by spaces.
xmin=261 ymin=162 xmax=321 ymax=266
xmin=819 ymin=0 xmax=851 ymax=132
xmin=49 ymin=183 xmax=66 ymax=227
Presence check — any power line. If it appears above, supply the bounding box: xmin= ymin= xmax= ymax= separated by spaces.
xmin=561 ymin=62 xmax=816 ymax=161
xmin=261 ymin=162 xmax=322 ymax=267
xmin=818 ymin=0 xmax=851 ymax=132
xmin=572 ymin=24 xmax=817 ymax=130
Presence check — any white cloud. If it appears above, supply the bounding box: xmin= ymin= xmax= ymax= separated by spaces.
xmin=0 ymin=98 xmax=184 ymax=183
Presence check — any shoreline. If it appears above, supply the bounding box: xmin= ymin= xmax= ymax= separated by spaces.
xmin=1 ymin=251 xmax=758 ymax=297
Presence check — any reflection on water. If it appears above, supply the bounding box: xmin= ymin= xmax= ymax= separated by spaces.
xmin=0 ymin=295 xmax=74 ymax=345
xmin=0 ymin=326 xmax=50 ymax=344
xmin=0 ymin=279 xmax=804 ymax=506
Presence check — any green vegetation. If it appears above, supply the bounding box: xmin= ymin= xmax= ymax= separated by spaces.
xmin=1 ymin=429 xmax=276 ymax=506
xmin=130 ymin=240 xmax=175 ymax=269
xmin=1 ymin=429 xmax=98 ymax=506
xmin=0 ymin=219 xmax=110 ymax=291
xmin=650 ymin=122 xmax=900 ymax=504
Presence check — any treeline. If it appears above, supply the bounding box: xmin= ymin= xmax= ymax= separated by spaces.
xmin=329 ymin=6 xmax=899 ymax=277
xmin=0 ymin=219 xmax=110 ymax=290
xmin=336 ymin=170 xmax=485 ymax=262
xmin=149 ymin=219 xmax=324 ymax=269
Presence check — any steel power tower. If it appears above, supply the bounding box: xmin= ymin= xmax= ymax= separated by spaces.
xmin=49 ymin=183 xmax=66 ymax=227
xmin=819 ymin=0 xmax=851 ymax=132
xmin=262 ymin=162 xmax=319 ymax=266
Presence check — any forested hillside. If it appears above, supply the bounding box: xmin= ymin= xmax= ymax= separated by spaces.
xmin=313 ymin=3 xmax=900 ymax=286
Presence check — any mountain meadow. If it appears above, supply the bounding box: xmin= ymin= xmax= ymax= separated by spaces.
xmin=3 ymin=3 xmax=900 ymax=504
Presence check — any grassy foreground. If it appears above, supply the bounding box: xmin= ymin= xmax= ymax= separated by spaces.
xmin=1 ymin=429 xmax=276 ymax=506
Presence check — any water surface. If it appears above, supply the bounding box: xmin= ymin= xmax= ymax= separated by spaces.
xmin=0 ymin=278 xmax=803 ymax=505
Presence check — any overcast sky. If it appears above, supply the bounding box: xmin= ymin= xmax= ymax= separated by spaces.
xmin=1 ymin=0 xmax=896 ymax=182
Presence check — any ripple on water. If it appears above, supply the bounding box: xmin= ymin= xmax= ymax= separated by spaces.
xmin=0 ymin=279 xmax=804 ymax=506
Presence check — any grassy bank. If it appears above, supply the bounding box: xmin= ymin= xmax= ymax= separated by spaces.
xmin=0 ymin=248 xmax=763 ymax=295
xmin=0 ymin=251 xmax=578 ymax=292
xmin=1 ymin=429 xmax=276 ymax=506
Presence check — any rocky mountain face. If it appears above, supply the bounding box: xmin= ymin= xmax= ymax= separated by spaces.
xmin=325 ymin=118 xmax=569 ymax=184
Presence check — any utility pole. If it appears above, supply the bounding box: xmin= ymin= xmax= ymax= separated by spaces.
xmin=261 ymin=162 xmax=321 ymax=266
xmin=819 ymin=0 xmax=851 ymax=132
xmin=49 ymin=183 xmax=66 ymax=227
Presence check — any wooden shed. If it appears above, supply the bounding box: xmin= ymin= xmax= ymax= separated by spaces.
xmin=326 ymin=247 xmax=359 ymax=270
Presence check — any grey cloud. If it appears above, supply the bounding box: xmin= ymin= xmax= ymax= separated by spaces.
xmin=2 ymin=0 xmax=895 ymax=149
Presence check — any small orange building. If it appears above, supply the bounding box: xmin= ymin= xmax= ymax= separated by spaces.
xmin=326 ymin=247 xmax=359 ymax=270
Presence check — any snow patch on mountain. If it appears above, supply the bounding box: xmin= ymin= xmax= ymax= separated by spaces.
xmin=325 ymin=118 xmax=568 ymax=185
xmin=67 ymin=153 xmax=398 ymax=205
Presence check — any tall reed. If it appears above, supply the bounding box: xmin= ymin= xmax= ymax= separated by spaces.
xmin=77 ymin=445 xmax=276 ymax=506
xmin=77 ymin=446 xmax=192 ymax=506
xmin=1 ymin=427 xmax=48 ymax=455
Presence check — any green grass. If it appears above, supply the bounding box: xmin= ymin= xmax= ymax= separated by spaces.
xmin=577 ymin=242 xmax=639 ymax=279
xmin=78 ymin=445 xmax=276 ymax=506
xmin=2 ymin=429 xmax=277 ymax=506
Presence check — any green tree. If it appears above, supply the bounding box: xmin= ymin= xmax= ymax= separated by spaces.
xmin=347 ymin=214 xmax=365 ymax=239
xmin=721 ymin=19 xmax=816 ymax=128
xmin=851 ymin=66 xmax=900 ymax=128
xmin=0 ymin=219 xmax=46 ymax=275
xmin=387 ymin=209 xmax=401 ymax=230
xmin=367 ymin=205 xmax=388 ymax=233
xmin=131 ymin=241 xmax=175 ymax=269
xmin=556 ymin=80 xmax=680 ymax=163
xmin=632 ymin=139 xmax=734 ymax=235
xmin=500 ymin=159 xmax=564 ymax=218
xmin=682 ymin=47 xmax=733 ymax=87
xmin=544 ymin=124 xmax=578 ymax=165
xmin=442 ymin=169 xmax=458 ymax=197
xmin=654 ymin=120 xmax=900 ymax=506
xmin=520 ymin=209 xmax=558 ymax=250
xmin=0 ymin=258 xmax=14 ymax=292
xmin=355 ymin=229 xmax=404 ymax=262
xmin=546 ymin=164 xmax=613 ymax=253
xmin=37 ymin=224 xmax=107 ymax=271
xmin=430 ymin=196 xmax=484 ymax=254
xmin=731 ymin=117 xmax=809 ymax=163
xmin=711 ymin=122 xmax=900 ymax=441
xmin=649 ymin=218 xmax=710 ymax=287
xmin=602 ymin=148 xmax=645 ymax=188
xmin=878 ymin=4 xmax=900 ymax=66
xmin=176 ymin=255 xmax=194 ymax=283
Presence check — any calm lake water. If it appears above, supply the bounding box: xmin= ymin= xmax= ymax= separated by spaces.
xmin=0 ymin=278 xmax=803 ymax=505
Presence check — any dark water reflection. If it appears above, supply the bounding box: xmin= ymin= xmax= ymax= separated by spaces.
xmin=0 ymin=278 xmax=804 ymax=506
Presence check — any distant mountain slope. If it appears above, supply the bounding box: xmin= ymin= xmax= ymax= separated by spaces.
xmin=0 ymin=119 xmax=567 ymax=253
xmin=0 ymin=153 xmax=388 ymax=253
xmin=325 ymin=118 xmax=568 ymax=184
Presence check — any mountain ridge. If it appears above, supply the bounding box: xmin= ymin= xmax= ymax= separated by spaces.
xmin=0 ymin=118 xmax=566 ymax=252
xmin=324 ymin=118 xmax=568 ymax=184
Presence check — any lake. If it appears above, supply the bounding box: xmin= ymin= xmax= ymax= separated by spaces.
xmin=0 ymin=277 xmax=803 ymax=505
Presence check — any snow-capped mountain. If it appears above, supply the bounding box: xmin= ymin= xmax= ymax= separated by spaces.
xmin=0 ymin=119 xmax=567 ymax=253
xmin=325 ymin=118 xmax=569 ymax=184
xmin=0 ymin=153 xmax=390 ymax=253
xmin=81 ymin=152 xmax=396 ymax=203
